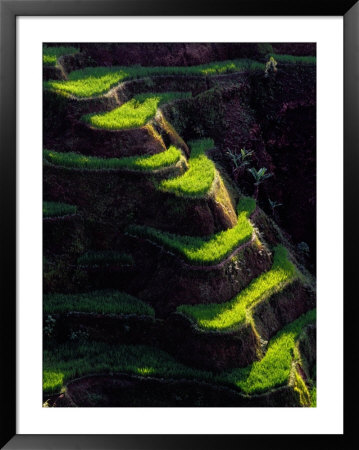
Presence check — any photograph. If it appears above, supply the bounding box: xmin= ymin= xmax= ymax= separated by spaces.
xmin=42 ymin=42 xmax=317 ymax=408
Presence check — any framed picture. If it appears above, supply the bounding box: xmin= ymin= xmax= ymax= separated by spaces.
xmin=1 ymin=0 xmax=356 ymax=448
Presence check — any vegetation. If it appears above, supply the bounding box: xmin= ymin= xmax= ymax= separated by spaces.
xmin=44 ymin=59 xmax=265 ymax=98
xmin=42 ymin=48 xmax=316 ymax=406
xmin=270 ymin=54 xmax=316 ymax=65
xmin=309 ymin=385 xmax=317 ymax=407
xmin=77 ymin=251 xmax=134 ymax=266
xmin=43 ymin=309 xmax=315 ymax=396
xmin=177 ymin=245 xmax=297 ymax=330
xmin=257 ymin=43 xmax=274 ymax=56
xmin=44 ymin=290 xmax=154 ymax=316
xmin=226 ymin=148 xmax=253 ymax=182
xmin=128 ymin=196 xmax=255 ymax=265
xmin=264 ymin=56 xmax=278 ymax=77
xmin=43 ymin=342 xmax=212 ymax=395
xmin=43 ymin=45 xmax=79 ymax=66
xmin=43 ymin=146 xmax=182 ymax=171
xmin=43 ymin=201 xmax=77 ymax=217
xmin=159 ymin=139 xmax=215 ymax=197
xmin=248 ymin=167 xmax=273 ymax=198
xmin=220 ymin=309 xmax=316 ymax=394
xmin=83 ymin=92 xmax=191 ymax=130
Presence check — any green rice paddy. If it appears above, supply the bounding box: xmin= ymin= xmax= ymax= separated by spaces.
xmin=159 ymin=139 xmax=215 ymax=197
xmin=270 ymin=54 xmax=316 ymax=65
xmin=177 ymin=245 xmax=297 ymax=330
xmin=83 ymin=92 xmax=192 ymax=130
xmin=221 ymin=309 xmax=316 ymax=394
xmin=43 ymin=309 xmax=315 ymax=396
xmin=43 ymin=201 xmax=77 ymax=217
xmin=128 ymin=196 xmax=255 ymax=265
xmin=43 ymin=146 xmax=182 ymax=171
xmin=44 ymin=290 xmax=154 ymax=316
xmin=43 ymin=45 xmax=79 ymax=66
xmin=44 ymin=59 xmax=265 ymax=98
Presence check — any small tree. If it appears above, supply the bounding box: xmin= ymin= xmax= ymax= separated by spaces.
xmin=268 ymin=197 xmax=282 ymax=220
xmin=226 ymin=148 xmax=253 ymax=182
xmin=248 ymin=167 xmax=272 ymax=199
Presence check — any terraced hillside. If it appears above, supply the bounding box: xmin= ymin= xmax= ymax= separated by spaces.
xmin=43 ymin=43 xmax=316 ymax=407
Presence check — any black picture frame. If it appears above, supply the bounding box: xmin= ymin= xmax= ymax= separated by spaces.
xmin=1 ymin=0 xmax=357 ymax=448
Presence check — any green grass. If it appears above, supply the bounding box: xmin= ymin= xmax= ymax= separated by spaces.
xmin=83 ymin=92 xmax=191 ymax=130
xmin=220 ymin=309 xmax=316 ymax=394
xmin=270 ymin=54 xmax=316 ymax=65
xmin=309 ymin=385 xmax=317 ymax=407
xmin=43 ymin=309 xmax=315 ymax=396
xmin=77 ymin=251 xmax=134 ymax=266
xmin=43 ymin=146 xmax=182 ymax=171
xmin=43 ymin=45 xmax=79 ymax=66
xmin=128 ymin=196 xmax=255 ymax=265
xmin=43 ymin=201 xmax=77 ymax=217
xmin=43 ymin=342 xmax=213 ymax=395
xmin=177 ymin=245 xmax=297 ymax=330
xmin=43 ymin=290 xmax=154 ymax=316
xmin=43 ymin=59 xmax=265 ymax=98
xmin=159 ymin=139 xmax=215 ymax=197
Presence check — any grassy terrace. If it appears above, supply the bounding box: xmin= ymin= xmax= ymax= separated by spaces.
xmin=43 ymin=201 xmax=77 ymax=218
xmin=83 ymin=92 xmax=191 ymax=130
xmin=220 ymin=309 xmax=316 ymax=394
xmin=43 ymin=45 xmax=79 ymax=66
xmin=44 ymin=59 xmax=265 ymax=98
xmin=177 ymin=245 xmax=298 ymax=330
xmin=44 ymin=290 xmax=154 ymax=316
xmin=270 ymin=54 xmax=316 ymax=65
xmin=43 ymin=309 xmax=315 ymax=396
xmin=128 ymin=196 xmax=255 ymax=265
xmin=77 ymin=251 xmax=134 ymax=266
xmin=43 ymin=146 xmax=182 ymax=171
xmin=159 ymin=139 xmax=215 ymax=197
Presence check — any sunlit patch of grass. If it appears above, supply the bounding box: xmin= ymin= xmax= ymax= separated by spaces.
xmin=43 ymin=59 xmax=265 ymax=98
xmin=178 ymin=245 xmax=297 ymax=329
xmin=43 ymin=201 xmax=77 ymax=218
xmin=43 ymin=370 xmax=64 ymax=394
xmin=221 ymin=309 xmax=316 ymax=394
xmin=43 ymin=290 xmax=155 ymax=316
xmin=128 ymin=196 xmax=255 ymax=265
xmin=83 ymin=92 xmax=191 ymax=130
xmin=77 ymin=251 xmax=134 ymax=266
xmin=159 ymin=139 xmax=215 ymax=197
xmin=270 ymin=54 xmax=316 ymax=65
xmin=43 ymin=310 xmax=315 ymax=396
xmin=43 ymin=146 xmax=182 ymax=171
xmin=136 ymin=367 xmax=155 ymax=375
xmin=43 ymin=45 xmax=79 ymax=66
xmin=43 ymin=343 xmax=213 ymax=395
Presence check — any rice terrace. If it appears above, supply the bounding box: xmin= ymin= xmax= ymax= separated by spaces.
xmin=43 ymin=43 xmax=316 ymax=407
